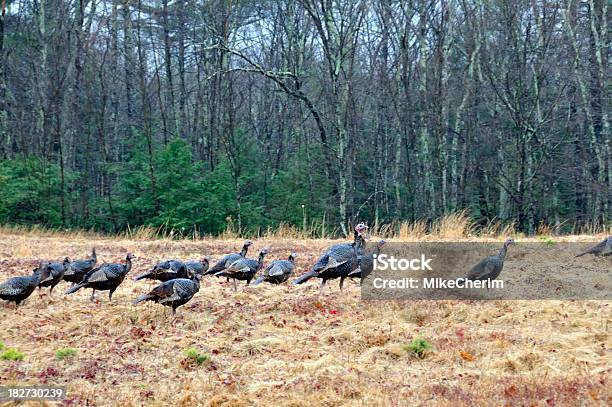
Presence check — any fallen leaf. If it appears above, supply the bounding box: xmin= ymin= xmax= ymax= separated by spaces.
xmin=312 ymin=301 xmax=324 ymax=310
xmin=504 ymin=385 xmax=518 ymax=397
xmin=460 ymin=350 xmax=475 ymax=362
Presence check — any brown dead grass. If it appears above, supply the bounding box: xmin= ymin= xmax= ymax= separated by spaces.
xmin=0 ymin=232 xmax=610 ymax=406
xmin=2 ymin=210 xmax=609 ymax=241
xmin=432 ymin=210 xmax=476 ymax=238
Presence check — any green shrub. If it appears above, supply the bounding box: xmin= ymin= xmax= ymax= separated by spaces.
xmin=538 ymin=236 xmax=556 ymax=246
xmin=403 ymin=338 xmax=433 ymax=359
xmin=1 ymin=348 xmax=25 ymax=361
xmin=0 ymin=340 xmax=5 ymax=351
xmin=183 ymin=348 xmax=210 ymax=366
xmin=55 ymin=348 xmax=77 ymax=361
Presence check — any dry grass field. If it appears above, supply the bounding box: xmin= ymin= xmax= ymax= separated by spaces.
xmin=0 ymin=230 xmax=610 ymax=406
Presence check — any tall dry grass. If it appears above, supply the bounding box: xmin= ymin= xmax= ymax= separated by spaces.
xmin=0 ymin=224 xmax=102 ymax=239
xmin=222 ymin=216 xmax=339 ymax=240
xmin=481 ymin=218 xmax=517 ymax=237
xmin=0 ymin=210 xmax=609 ymax=242
xmin=397 ymin=219 xmax=428 ymax=239
xmin=263 ymin=223 xmax=307 ymax=239
xmin=570 ymin=220 xmax=611 ymax=236
xmin=122 ymin=225 xmax=167 ymax=240
xmin=371 ymin=211 xmax=507 ymax=240
xmin=432 ymin=209 xmax=475 ymax=238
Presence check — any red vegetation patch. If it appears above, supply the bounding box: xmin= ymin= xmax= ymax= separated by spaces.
xmin=38 ymin=366 xmax=61 ymax=382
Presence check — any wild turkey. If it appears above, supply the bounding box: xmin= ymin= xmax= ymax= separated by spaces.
xmin=0 ymin=269 xmax=41 ymax=307
xmin=466 ymin=239 xmax=515 ymax=283
xmin=347 ymin=240 xmax=386 ymax=282
xmin=65 ymin=253 xmax=135 ymax=301
xmin=253 ymin=252 xmax=297 ymax=285
xmin=204 ymin=240 xmax=253 ymax=278
xmin=216 ymin=248 xmax=269 ymax=291
xmin=184 ymin=257 xmax=210 ymax=275
xmin=575 ymin=236 xmax=612 ymax=257
xmin=132 ymin=271 xmax=201 ymax=315
xmin=293 ymin=223 xmax=368 ymax=295
xmin=38 ymin=257 xmax=70 ymax=297
xmin=134 ymin=259 xmax=188 ymax=282
xmin=63 ymin=248 xmax=97 ymax=285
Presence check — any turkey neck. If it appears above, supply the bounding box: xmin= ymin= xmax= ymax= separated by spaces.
xmin=240 ymin=244 xmax=249 ymax=257
xmin=498 ymin=243 xmax=509 ymax=260
xmin=256 ymin=253 xmax=267 ymax=271
xmin=91 ymin=248 xmax=97 ymax=263
xmin=31 ymin=271 xmax=41 ymax=285
xmin=125 ymin=257 xmax=133 ymax=274
xmin=354 ymin=235 xmax=365 ymax=252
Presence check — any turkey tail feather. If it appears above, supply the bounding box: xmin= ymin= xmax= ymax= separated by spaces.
xmin=65 ymin=283 xmax=84 ymax=295
xmin=293 ymin=271 xmax=317 ymax=285
xmin=252 ymin=276 xmax=265 ymax=286
xmin=134 ymin=272 xmax=152 ymax=281
xmin=204 ymin=263 xmax=224 ymax=276
xmin=132 ymin=294 xmax=153 ymax=305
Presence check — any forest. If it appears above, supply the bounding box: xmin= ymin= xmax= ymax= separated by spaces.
xmin=0 ymin=0 xmax=609 ymax=236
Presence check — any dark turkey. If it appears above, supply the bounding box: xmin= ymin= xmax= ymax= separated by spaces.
xmin=65 ymin=253 xmax=135 ymax=301
xmin=253 ymin=252 xmax=297 ymax=285
xmin=293 ymin=223 xmax=368 ymax=295
xmin=348 ymin=240 xmax=386 ymax=282
xmin=204 ymin=240 xmax=253 ymax=278
xmin=63 ymin=248 xmax=97 ymax=285
xmin=0 ymin=269 xmax=41 ymax=307
xmin=216 ymin=248 xmax=269 ymax=291
xmin=575 ymin=236 xmax=612 ymax=257
xmin=134 ymin=259 xmax=188 ymax=282
xmin=132 ymin=271 xmax=201 ymax=315
xmin=184 ymin=257 xmax=210 ymax=275
xmin=466 ymin=239 xmax=515 ymax=284
xmin=38 ymin=257 xmax=70 ymax=297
